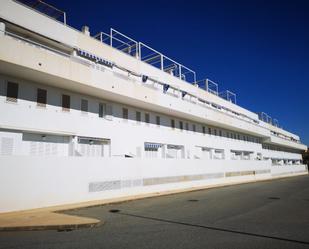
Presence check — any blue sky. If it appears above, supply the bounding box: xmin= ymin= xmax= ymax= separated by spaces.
xmin=49 ymin=0 xmax=309 ymax=145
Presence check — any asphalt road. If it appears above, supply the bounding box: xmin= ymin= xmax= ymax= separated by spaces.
xmin=1 ymin=175 xmax=309 ymax=249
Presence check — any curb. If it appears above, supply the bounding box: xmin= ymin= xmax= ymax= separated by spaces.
xmin=0 ymin=221 xmax=102 ymax=232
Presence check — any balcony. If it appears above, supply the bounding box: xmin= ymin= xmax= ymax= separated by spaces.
xmin=263 ymin=135 xmax=307 ymax=151
xmin=0 ymin=30 xmax=272 ymax=137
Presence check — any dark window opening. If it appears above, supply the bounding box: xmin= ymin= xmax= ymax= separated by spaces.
xmin=136 ymin=111 xmax=141 ymax=122
xmin=123 ymin=108 xmax=128 ymax=119
xmin=37 ymin=88 xmax=47 ymax=107
xmin=99 ymin=103 xmax=105 ymax=118
xmin=7 ymin=82 xmax=19 ymax=102
xmin=62 ymin=94 xmax=70 ymax=111
xmin=145 ymin=113 xmax=150 ymax=124
xmin=156 ymin=116 xmax=160 ymax=126
xmin=179 ymin=121 xmax=183 ymax=130
xmin=185 ymin=123 xmax=189 ymax=131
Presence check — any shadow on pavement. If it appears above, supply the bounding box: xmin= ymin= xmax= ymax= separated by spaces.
xmin=109 ymin=209 xmax=309 ymax=246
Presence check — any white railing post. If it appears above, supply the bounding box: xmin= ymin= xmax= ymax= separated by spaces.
xmin=161 ymin=54 xmax=163 ymax=70
xmin=0 ymin=22 xmax=5 ymax=36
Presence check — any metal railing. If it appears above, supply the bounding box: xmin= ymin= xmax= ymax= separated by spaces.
xmin=14 ymin=0 xmax=66 ymax=24
xmin=94 ymin=28 xmax=197 ymax=84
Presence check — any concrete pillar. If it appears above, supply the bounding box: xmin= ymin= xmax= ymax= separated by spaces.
xmin=71 ymin=50 xmax=77 ymax=56
xmin=0 ymin=22 xmax=5 ymax=36
xmin=69 ymin=136 xmax=78 ymax=156
xmin=210 ymin=148 xmax=214 ymax=160
xmin=162 ymin=144 xmax=167 ymax=159
xmin=82 ymin=25 xmax=90 ymax=36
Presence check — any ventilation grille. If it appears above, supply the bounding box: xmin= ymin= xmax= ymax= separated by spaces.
xmin=89 ymin=180 xmax=121 ymax=192
xmin=255 ymin=169 xmax=271 ymax=175
xmin=88 ymin=169 xmax=276 ymax=193
xmin=143 ymin=173 xmax=224 ymax=186
xmin=1 ymin=137 xmax=14 ymax=155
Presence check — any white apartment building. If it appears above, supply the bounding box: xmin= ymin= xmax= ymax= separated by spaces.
xmin=0 ymin=0 xmax=307 ymax=213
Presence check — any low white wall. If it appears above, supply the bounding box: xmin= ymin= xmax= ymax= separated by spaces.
xmin=0 ymin=156 xmax=271 ymax=213
xmin=0 ymin=156 xmax=307 ymax=213
xmin=271 ymin=164 xmax=308 ymax=176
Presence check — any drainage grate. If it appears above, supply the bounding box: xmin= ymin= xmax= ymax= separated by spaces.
xmin=268 ymin=197 xmax=280 ymax=200
xmin=109 ymin=209 xmax=120 ymax=213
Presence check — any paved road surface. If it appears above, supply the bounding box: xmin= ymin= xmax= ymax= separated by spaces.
xmin=1 ymin=175 xmax=309 ymax=249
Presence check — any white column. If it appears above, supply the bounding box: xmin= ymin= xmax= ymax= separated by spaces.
xmin=69 ymin=136 xmax=78 ymax=156
xmin=0 ymin=22 xmax=5 ymax=36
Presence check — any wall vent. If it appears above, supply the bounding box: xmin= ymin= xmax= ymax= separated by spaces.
xmin=0 ymin=137 xmax=14 ymax=155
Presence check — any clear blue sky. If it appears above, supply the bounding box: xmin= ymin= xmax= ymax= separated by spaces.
xmin=49 ymin=0 xmax=309 ymax=145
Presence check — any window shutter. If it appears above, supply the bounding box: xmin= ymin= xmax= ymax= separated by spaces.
xmin=106 ymin=104 xmax=113 ymax=120
xmin=81 ymin=99 xmax=88 ymax=112
xmin=99 ymin=103 xmax=106 ymax=118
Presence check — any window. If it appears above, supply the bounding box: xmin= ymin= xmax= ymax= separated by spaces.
xmin=192 ymin=124 xmax=196 ymax=132
xmin=219 ymin=130 xmax=222 ymax=137
xmin=81 ymin=99 xmax=88 ymax=112
xmin=227 ymin=132 xmax=230 ymax=138
xmin=166 ymin=144 xmax=184 ymax=159
xmin=237 ymin=134 xmax=240 ymax=140
xmin=144 ymin=142 xmax=162 ymax=158
xmin=214 ymin=129 xmax=217 ymax=136
xmin=37 ymin=88 xmax=47 ymax=107
xmin=202 ymin=126 xmax=206 ymax=134
xmin=179 ymin=121 xmax=183 ymax=130
xmin=136 ymin=111 xmax=141 ymax=122
xmin=76 ymin=137 xmax=110 ymax=157
xmin=213 ymin=149 xmax=224 ymax=160
xmin=156 ymin=116 xmax=160 ymax=126
xmin=208 ymin=127 xmax=211 ymax=134
xmin=6 ymin=82 xmax=18 ymax=102
xmin=99 ymin=103 xmax=106 ymax=118
xmin=122 ymin=108 xmax=128 ymax=120
xmin=185 ymin=123 xmax=189 ymax=131
xmin=145 ymin=113 xmax=150 ymax=124
xmin=105 ymin=104 xmax=113 ymax=120
xmin=62 ymin=94 xmax=70 ymax=111
xmin=171 ymin=119 xmax=175 ymax=129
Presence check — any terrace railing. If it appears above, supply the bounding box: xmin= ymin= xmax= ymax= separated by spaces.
xmin=14 ymin=0 xmax=66 ymax=24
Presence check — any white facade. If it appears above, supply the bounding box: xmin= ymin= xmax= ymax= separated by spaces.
xmin=0 ymin=0 xmax=307 ymax=213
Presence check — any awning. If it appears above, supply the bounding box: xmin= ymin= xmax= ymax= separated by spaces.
xmin=167 ymin=144 xmax=183 ymax=150
xmin=144 ymin=142 xmax=162 ymax=149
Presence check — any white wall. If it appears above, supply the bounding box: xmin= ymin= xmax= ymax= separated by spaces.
xmin=0 ymin=76 xmax=265 ymax=158
xmin=0 ymin=155 xmax=273 ymax=213
xmin=271 ymin=165 xmax=307 ymax=176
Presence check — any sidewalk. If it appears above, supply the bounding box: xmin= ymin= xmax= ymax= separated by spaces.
xmin=0 ymin=210 xmax=101 ymax=231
